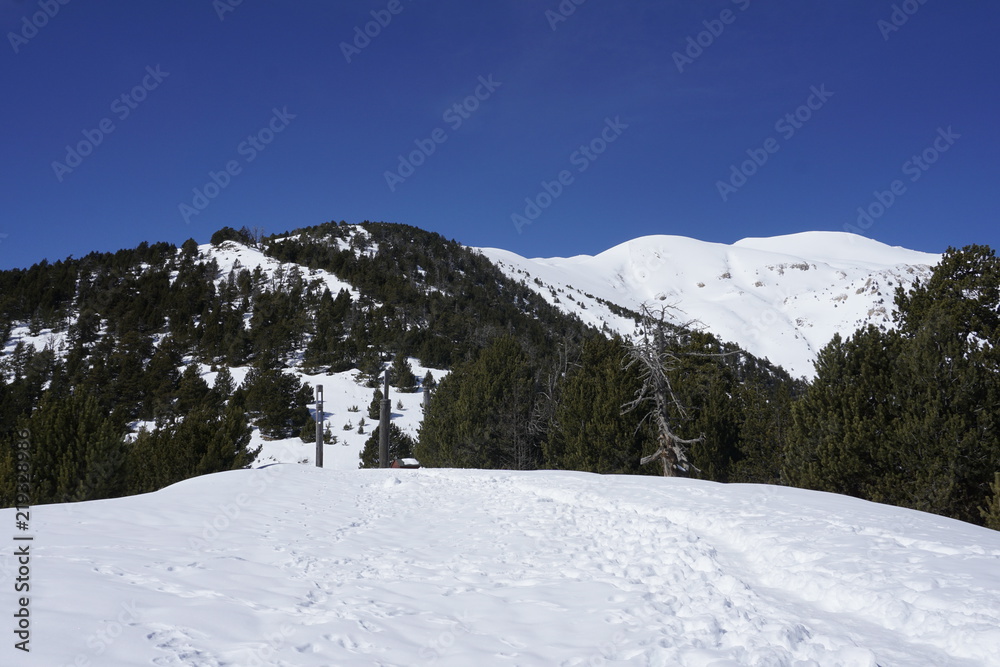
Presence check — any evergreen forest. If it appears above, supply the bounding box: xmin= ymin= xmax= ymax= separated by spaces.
xmin=1 ymin=222 xmax=997 ymax=530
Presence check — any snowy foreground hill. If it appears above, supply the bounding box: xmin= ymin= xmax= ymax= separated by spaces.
xmin=7 ymin=466 xmax=1000 ymax=666
xmin=480 ymin=232 xmax=940 ymax=378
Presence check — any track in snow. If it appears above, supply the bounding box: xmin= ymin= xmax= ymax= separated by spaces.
xmin=9 ymin=466 xmax=1000 ymax=666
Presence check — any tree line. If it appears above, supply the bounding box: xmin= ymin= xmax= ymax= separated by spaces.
xmin=785 ymin=245 xmax=1000 ymax=527
xmin=0 ymin=221 xmax=595 ymax=504
xmin=1 ymin=222 xmax=997 ymax=530
xmin=416 ymin=244 xmax=1000 ymax=529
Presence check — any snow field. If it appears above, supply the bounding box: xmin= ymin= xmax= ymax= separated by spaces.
xmin=241 ymin=359 xmax=446 ymax=471
xmin=7 ymin=466 xmax=999 ymax=666
xmin=478 ymin=232 xmax=940 ymax=378
xmin=204 ymin=240 xmax=362 ymax=304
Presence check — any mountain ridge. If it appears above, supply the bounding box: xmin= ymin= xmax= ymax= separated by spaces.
xmin=478 ymin=231 xmax=940 ymax=378
xmin=0 ymin=222 xmax=953 ymax=511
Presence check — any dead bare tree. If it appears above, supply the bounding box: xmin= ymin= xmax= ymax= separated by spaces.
xmin=622 ymin=304 xmax=706 ymax=477
xmin=250 ymin=226 xmax=266 ymax=248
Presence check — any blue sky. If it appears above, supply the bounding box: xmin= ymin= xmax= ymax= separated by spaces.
xmin=1 ymin=1 xmax=997 ymax=270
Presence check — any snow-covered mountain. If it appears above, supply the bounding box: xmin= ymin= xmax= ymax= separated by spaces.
xmin=479 ymin=232 xmax=941 ymax=378
xmin=1 ymin=226 xmax=944 ymax=477
xmin=7 ymin=464 xmax=999 ymax=665
xmin=183 ymin=238 xmax=448 ymax=470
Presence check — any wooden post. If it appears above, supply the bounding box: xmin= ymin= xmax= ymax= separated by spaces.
xmin=379 ymin=370 xmax=390 ymax=468
xmin=315 ymin=385 xmax=324 ymax=468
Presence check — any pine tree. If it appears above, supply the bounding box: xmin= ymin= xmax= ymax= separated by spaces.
xmin=669 ymin=333 xmax=744 ymax=482
xmin=176 ymin=364 xmax=211 ymax=414
xmin=888 ymin=245 xmax=1000 ymax=522
xmin=304 ymin=288 xmax=346 ymax=372
xmin=785 ymin=327 xmax=900 ymax=499
xmin=418 ymin=336 xmax=538 ymax=469
xmin=981 ymin=473 xmax=1000 ymax=531
xmin=729 ymin=380 xmax=793 ymax=484
xmin=142 ymin=338 xmax=182 ymax=420
xmin=545 ymin=336 xmax=651 ymax=474
xmin=126 ymin=403 xmax=256 ymax=494
xmin=422 ymin=370 xmax=437 ymax=391
xmin=20 ymin=391 xmax=126 ymax=504
xmin=300 ymin=416 xmax=317 ymax=443
xmin=786 ymin=246 xmax=1000 ymax=525
xmin=358 ymin=352 xmax=384 ymax=389
xmin=368 ymin=388 xmax=383 ymax=420
xmin=0 ymin=441 xmax=16 ymax=508
xmin=241 ymin=369 xmax=313 ymax=439
xmin=389 ymin=352 xmax=418 ymax=392
xmin=212 ymin=366 xmax=236 ymax=401
xmin=194 ymin=404 xmax=258 ymax=476
xmin=107 ymin=331 xmax=155 ymax=419
xmin=359 ymin=423 xmax=414 ymax=468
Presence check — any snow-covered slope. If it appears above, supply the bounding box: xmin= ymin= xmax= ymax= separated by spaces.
xmin=479 ymin=232 xmax=940 ymax=378
xmin=245 ymin=360 xmax=446 ymax=471
xmin=201 ymin=239 xmax=363 ymax=303
xmin=8 ymin=466 xmax=999 ymax=666
xmin=187 ymin=237 xmax=448 ymax=470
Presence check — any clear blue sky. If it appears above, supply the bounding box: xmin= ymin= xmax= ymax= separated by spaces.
xmin=1 ymin=1 xmax=997 ymax=270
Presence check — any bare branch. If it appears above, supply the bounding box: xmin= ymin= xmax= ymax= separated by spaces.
xmin=623 ymin=303 xmax=713 ymax=477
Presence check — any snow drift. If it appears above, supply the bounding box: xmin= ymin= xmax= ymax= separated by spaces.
xmin=6 ymin=465 xmax=999 ymax=666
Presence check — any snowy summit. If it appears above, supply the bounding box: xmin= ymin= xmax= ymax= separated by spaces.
xmin=480 ymin=232 xmax=940 ymax=378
